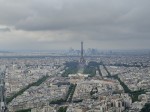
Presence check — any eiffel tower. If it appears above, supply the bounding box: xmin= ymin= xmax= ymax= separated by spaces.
xmin=80 ymin=41 xmax=85 ymax=65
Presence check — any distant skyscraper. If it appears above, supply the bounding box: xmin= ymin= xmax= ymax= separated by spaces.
xmin=80 ymin=41 xmax=85 ymax=65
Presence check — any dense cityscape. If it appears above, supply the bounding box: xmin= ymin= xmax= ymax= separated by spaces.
xmin=0 ymin=42 xmax=149 ymax=112
xmin=0 ymin=0 xmax=150 ymax=112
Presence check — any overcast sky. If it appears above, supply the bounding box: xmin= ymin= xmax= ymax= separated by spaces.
xmin=0 ymin=0 xmax=150 ymax=51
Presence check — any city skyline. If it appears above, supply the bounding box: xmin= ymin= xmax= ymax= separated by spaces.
xmin=1 ymin=1 xmax=150 ymax=111
xmin=0 ymin=0 xmax=150 ymax=51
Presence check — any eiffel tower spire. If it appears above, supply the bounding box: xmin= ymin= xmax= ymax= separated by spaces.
xmin=80 ymin=41 xmax=85 ymax=65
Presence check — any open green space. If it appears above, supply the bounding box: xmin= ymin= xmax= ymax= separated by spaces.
xmin=6 ymin=75 xmax=49 ymax=104
xmin=141 ymin=103 xmax=150 ymax=112
xmin=103 ymin=65 xmax=146 ymax=102
xmin=109 ymin=63 xmax=145 ymax=67
xmin=67 ymin=84 xmax=77 ymax=102
xmin=113 ymin=75 xmax=145 ymax=102
xmin=101 ymin=62 xmax=111 ymax=77
xmin=62 ymin=61 xmax=102 ymax=77
xmin=83 ymin=66 xmax=96 ymax=77
xmin=15 ymin=108 xmax=31 ymax=112
xmin=83 ymin=61 xmax=101 ymax=77
xmin=58 ymin=106 xmax=67 ymax=112
xmin=49 ymin=98 xmax=65 ymax=104
xmin=49 ymin=83 xmax=76 ymax=104
xmin=62 ymin=61 xmax=78 ymax=77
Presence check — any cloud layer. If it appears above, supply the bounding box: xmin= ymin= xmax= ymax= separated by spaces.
xmin=0 ymin=0 xmax=150 ymax=50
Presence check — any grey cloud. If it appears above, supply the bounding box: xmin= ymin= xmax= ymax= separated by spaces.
xmin=0 ymin=27 xmax=10 ymax=32
xmin=0 ymin=0 xmax=137 ymax=31
xmin=0 ymin=0 xmax=150 ymax=50
xmin=12 ymin=0 xmax=150 ymax=39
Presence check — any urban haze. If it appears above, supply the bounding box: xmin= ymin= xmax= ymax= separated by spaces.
xmin=0 ymin=0 xmax=150 ymax=112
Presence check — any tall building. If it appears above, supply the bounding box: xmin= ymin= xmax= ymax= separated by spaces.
xmin=80 ymin=41 xmax=85 ymax=65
